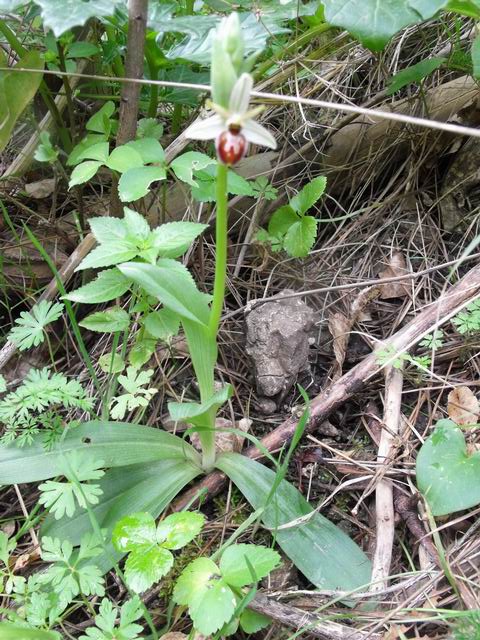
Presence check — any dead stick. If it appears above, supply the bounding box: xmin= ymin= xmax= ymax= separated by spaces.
xmin=249 ymin=593 xmax=379 ymax=640
xmin=370 ymin=365 xmax=403 ymax=595
xmin=173 ymin=262 xmax=480 ymax=510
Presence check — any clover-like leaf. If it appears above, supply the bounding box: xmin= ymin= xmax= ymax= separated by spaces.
xmin=283 ymin=216 xmax=318 ymax=258
xmin=112 ymin=512 xmax=156 ymax=552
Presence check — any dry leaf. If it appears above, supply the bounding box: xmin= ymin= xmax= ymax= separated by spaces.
xmin=378 ymin=251 xmax=410 ymax=299
xmin=25 ymin=178 xmax=56 ymax=199
xmin=447 ymin=386 xmax=480 ymax=425
xmin=13 ymin=548 xmax=41 ymax=572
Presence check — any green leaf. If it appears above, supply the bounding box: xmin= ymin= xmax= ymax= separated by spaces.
xmin=123 ymin=207 xmax=150 ymax=239
xmin=416 ymin=419 xmax=480 ymax=516
xmin=220 ymin=544 xmax=281 ymax=587
xmin=89 ymin=216 xmax=128 ymax=243
xmin=240 ymin=609 xmax=271 ymax=634
xmin=86 ymin=101 xmax=116 ymax=134
xmin=0 ymin=374 xmax=6 ymax=393
xmin=112 ymin=512 xmax=156 ymax=551
xmin=66 ymin=41 xmax=100 ymax=58
xmin=0 ymin=421 xmax=200 ymax=484
xmin=408 ymin=0 xmax=480 ymax=19
xmin=191 ymin=166 xmax=254 ymax=202
xmin=386 ymin=57 xmax=446 ymax=95
xmin=126 ymin=138 xmax=165 ymax=164
xmin=156 ymin=512 xmax=205 ymax=549
xmin=446 ymin=0 xmax=480 ymax=16
xmin=119 ymin=166 xmax=167 ymax=202
xmin=152 ymin=221 xmax=207 ymax=258
xmin=106 ymin=146 xmax=144 ymax=173
xmin=144 ymin=309 xmax=180 ymax=341
xmin=283 ymin=216 xmax=318 ymax=258
xmin=69 ymin=160 xmax=102 ymax=188
xmin=169 ymin=385 xmax=232 ymax=427
xmin=268 ymin=205 xmax=299 ymax=237
xmin=173 ymin=557 xmax=236 ymax=636
xmin=289 ymin=176 xmax=327 ymax=215
xmin=0 ymin=50 xmax=44 ymax=153
xmin=67 ymin=134 xmax=108 ymax=166
xmin=0 ymin=623 xmax=61 ymax=640
xmin=36 ymin=0 xmax=121 ymax=36
xmin=170 ymin=152 xmax=216 ymax=187
xmin=75 ymin=141 xmax=110 ymax=163
xmin=472 ymin=34 xmax=480 ymax=79
xmin=79 ymin=307 xmax=130 ymax=333
xmin=64 ymin=268 xmax=130 ymax=304
xmin=322 ymin=0 xmax=422 ymax=50
xmin=80 ymin=597 xmax=143 ymax=640
xmin=78 ymin=244 xmax=139 ymax=270
xmin=98 ymin=352 xmax=125 ymax=374
xmin=34 ymin=131 xmax=58 ymax=163
xmin=118 ymin=261 xmax=210 ymax=325
xmin=128 ymin=336 xmax=157 ymax=368
xmin=125 ymin=546 xmax=173 ymax=593
xmin=109 ymin=367 xmax=157 ymax=420
xmin=137 ymin=118 xmax=163 ymax=140
xmin=216 ymin=453 xmax=372 ymax=593
xmin=8 ymin=301 xmax=64 ymax=351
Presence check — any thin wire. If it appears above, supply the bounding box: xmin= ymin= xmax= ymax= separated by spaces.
xmin=7 ymin=65 xmax=480 ymax=139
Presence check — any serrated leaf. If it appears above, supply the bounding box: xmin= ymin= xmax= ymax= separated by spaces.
xmin=156 ymin=512 xmax=204 ymax=550
xmin=64 ymin=268 xmax=130 ymax=304
xmin=126 ymin=138 xmax=165 ymax=164
xmin=152 ymin=221 xmax=207 ymax=258
xmin=283 ymin=216 xmax=317 ymax=258
xmin=123 ymin=207 xmax=151 ymax=240
xmin=170 ymin=152 xmax=216 ymax=187
xmin=387 ymin=57 xmax=446 ymax=94
xmin=79 ymin=307 xmax=130 ymax=333
xmin=88 ymin=216 xmax=127 ymax=243
xmin=220 ymin=544 xmax=281 ymax=587
xmin=119 ymin=166 xmax=167 ymax=202
xmin=36 ymin=0 xmax=121 ymax=36
xmin=268 ymin=205 xmax=299 ymax=237
xmin=69 ymin=160 xmax=102 ymax=188
xmin=144 ymin=309 xmax=180 ymax=341
xmin=289 ymin=176 xmax=327 ymax=215
xmin=112 ymin=512 xmax=157 ymax=551
xmin=106 ymin=146 xmax=144 ymax=173
xmin=125 ymin=545 xmax=173 ymax=593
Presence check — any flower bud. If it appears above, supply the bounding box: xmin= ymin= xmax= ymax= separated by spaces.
xmin=210 ymin=12 xmax=244 ymax=109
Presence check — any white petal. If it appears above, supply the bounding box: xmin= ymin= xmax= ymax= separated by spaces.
xmin=184 ymin=114 xmax=225 ymax=141
xmin=242 ymin=119 xmax=277 ymax=149
xmin=229 ymin=73 xmax=253 ymax=115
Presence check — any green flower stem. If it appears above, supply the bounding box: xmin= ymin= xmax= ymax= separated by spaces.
xmin=209 ymin=162 xmax=228 ymax=339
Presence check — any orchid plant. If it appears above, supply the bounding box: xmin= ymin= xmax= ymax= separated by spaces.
xmin=0 ymin=12 xmax=372 ymax=608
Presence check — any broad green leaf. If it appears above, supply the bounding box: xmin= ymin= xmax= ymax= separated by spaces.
xmin=0 ymin=421 xmax=200 ymax=484
xmin=446 ymin=0 xmax=480 ymax=16
xmin=36 ymin=0 xmax=121 ymax=36
xmin=170 ymin=152 xmax=216 ymax=187
xmin=128 ymin=335 xmax=157 ymax=368
xmin=69 ymin=161 xmax=102 ymax=188
xmin=119 ymin=166 xmax=167 ymax=202
xmin=0 ymin=623 xmax=61 ymax=640
xmin=191 ymin=166 xmax=254 ymax=202
xmin=79 ymin=307 xmax=130 ymax=333
xmin=118 ymin=260 xmax=210 ymax=325
xmin=386 ymin=57 xmax=446 ymax=95
xmin=144 ymin=308 xmax=180 ymax=341
xmin=322 ymin=0 xmax=421 ymax=50
xmin=0 ymin=50 xmax=44 ymax=153
xmin=220 ymin=544 xmax=281 ymax=587
xmin=472 ymin=34 xmax=480 ymax=79
xmin=268 ymin=205 xmax=299 ymax=237
xmin=88 ymin=216 xmax=128 ymax=243
xmin=42 ymin=458 xmax=201 ymax=574
xmin=125 ymin=545 xmax=173 ymax=593
xmin=67 ymin=134 xmax=107 ymax=166
xmin=75 ymin=141 xmax=110 ymax=163
xmin=240 ymin=609 xmax=271 ymax=634
xmin=173 ymin=557 xmax=235 ymax=636
xmin=416 ymin=419 xmax=480 ymax=516
xmin=169 ymin=385 xmax=232 ymax=427
xmin=152 ymin=221 xmax=207 ymax=258
xmin=112 ymin=512 xmax=156 ymax=551
xmin=283 ymin=216 xmax=318 ymax=258
xmin=156 ymin=512 xmax=205 ymax=549
xmin=137 ymin=118 xmax=164 ymax=139
xmin=106 ymin=146 xmax=144 ymax=173
xmin=98 ymin=352 xmax=125 ymax=374
xmin=408 ymin=0 xmax=480 ymax=18
xmin=289 ymin=176 xmax=327 ymax=215
xmin=126 ymin=138 xmax=165 ymax=164
xmin=216 ymin=453 xmax=372 ymax=592
xmin=86 ymin=101 xmax=115 ymax=134
xmin=64 ymin=268 xmax=130 ymax=304
xmin=66 ymin=41 xmax=100 ymax=58
xmin=182 ymin=318 xmax=217 ymax=401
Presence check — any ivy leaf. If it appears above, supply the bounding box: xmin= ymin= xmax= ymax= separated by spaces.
xmin=106 ymin=146 xmax=144 ymax=173
xmin=35 ymin=0 xmax=121 ymax=36
xmin=64 ymin=268 xmax=131 ymax=304
xmin=322 ymin=0 xmax=421 ymax=51
xmin=144 ymin=309 xmax=180 ymax=341
xmin=79 ymin=307 xmax=130 ymax=333
xmin=152 ymin=221 xmax=207 ymax=258
xmin=283 ymin=216 xmax=318 ymax=258
xmin=386 ymin=57 xmax=445 ymax=94
xmin=119 ymin=166 xmax=167 ymax=202
xmin=69 ymin=160 xmax=102 ymax=188
xmin=156 ymin=512 xmax=205 ymax=549
xmin=8 ymin=301 xmax=64 ymax=351
xmin=289 ymin=176 xmax=326 ymax=215
xmin=220 ymin=544 xmax=281 ymax=587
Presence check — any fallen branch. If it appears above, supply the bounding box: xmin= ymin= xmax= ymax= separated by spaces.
xmin=173 ymin=261 xmax=480 ymax=510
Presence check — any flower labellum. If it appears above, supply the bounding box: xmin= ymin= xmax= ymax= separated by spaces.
xmin=216 ymin=126 xmax=248 ymax=166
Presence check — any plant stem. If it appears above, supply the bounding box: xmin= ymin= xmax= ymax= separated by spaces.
xmin=209 ymin=162 xmax=228 ymax=338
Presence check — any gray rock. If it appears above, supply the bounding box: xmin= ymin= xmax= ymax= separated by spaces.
xmin=245 ymin=292 xmax=315 ymax=404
